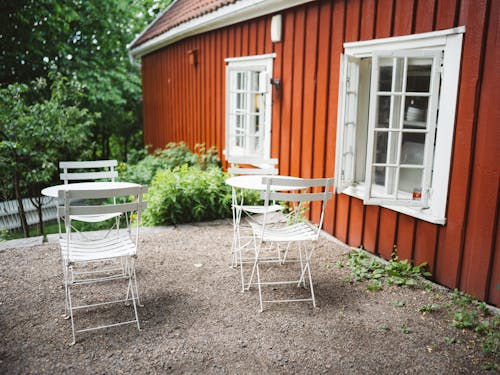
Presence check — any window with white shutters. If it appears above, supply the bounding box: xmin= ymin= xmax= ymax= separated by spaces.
xmin=225 ymin=54 xmax=274 ymax=160
xmin=334 ymin=28 xmax=464 ymax=224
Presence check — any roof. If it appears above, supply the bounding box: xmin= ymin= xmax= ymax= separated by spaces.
xmin=128 ymin=0 xmax=315 ymax=59
xmin=131 ymin=0 xmax=237 ymax=49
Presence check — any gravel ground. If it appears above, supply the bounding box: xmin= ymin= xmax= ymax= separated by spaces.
xmin=0 ymin=220 xmax=498 ymax=374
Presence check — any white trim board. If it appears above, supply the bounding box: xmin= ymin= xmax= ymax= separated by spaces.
xmin=128 ymin=0 xmax=315 ymax=59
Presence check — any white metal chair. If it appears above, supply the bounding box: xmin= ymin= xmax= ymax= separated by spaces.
xmin=226 ymin=156 xmax=283 ymax=289
xmin=59 ymin=160 xmax=120 ymax=224
xmin=248 ymin=177 xmax=333 ymax=311
xmin=57 ymin=185 xmax=147 ymax=345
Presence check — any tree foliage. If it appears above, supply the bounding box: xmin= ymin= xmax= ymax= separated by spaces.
xmin=0 ymin=72 xmax=95 ymax=236
xmin=0 ymin=0 xmax=169 ymax=160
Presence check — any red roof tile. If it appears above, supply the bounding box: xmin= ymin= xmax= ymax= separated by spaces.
xmin=131 ymin=0 xmax=237 ymax=49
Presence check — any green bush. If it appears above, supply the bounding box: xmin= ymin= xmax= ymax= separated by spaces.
xmin=119 ymin=142 xmax=220 ymax=185
xmin=143 ymin=165 xmax=260 ymax=225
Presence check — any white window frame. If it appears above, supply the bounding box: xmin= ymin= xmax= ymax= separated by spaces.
xmin=334 ymin=27 xmax=465 ymax=225
xmin=224 ymin=53 xmax=275 ymax=160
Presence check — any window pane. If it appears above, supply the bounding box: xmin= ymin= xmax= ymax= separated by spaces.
xmin=378 ymin=64 xmax=392 ymax=91
xmin=250 ymin=71 xmax=259 ymax=91
xmin=399 ymin=167 xmax=423 ymax=197
xmin=251 ymin=135 xmax=262 ymax=153
xmin=251 ymin=93 xmax=261 ymax=113
xmin=404 ymin=96 xmax=428 ymax=126
xmin=374 ymin=131 xmax=388 ymax=163
xmin=235 ymin=114 xmax=245 ymax=130
xmin=374 ymin=166 xmax=386 ymax=186
xmin=377 ymin=96 xmax=391 ymax=128
xmin=249 ymin=115 xmax=260 ymax=135
xmin=236 ymin=72 xmax=247 ymax=90
xmin=401 ymin=133 xmax=425 ymax=165
xmin=236 ymin=93 xmax=247 ymax=111
xmin=371 ymin=166 xmax=398 ymax=196
xmin=406 ymin=58 xmax=433 ymax=93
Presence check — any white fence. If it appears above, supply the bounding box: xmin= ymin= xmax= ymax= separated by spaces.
xmin=0 ymin=197 xmax=58 ymax=231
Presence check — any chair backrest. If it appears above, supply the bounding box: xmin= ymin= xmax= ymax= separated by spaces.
xmin=260 ymin=177 xmax=334 ymax=238
xmin=59 ymin=160 xmax=118 ymax=184
xmin=57 ymin=185 xmax=148 ymax=255
xmin=226 ymin=156 xmax=279 ymax=176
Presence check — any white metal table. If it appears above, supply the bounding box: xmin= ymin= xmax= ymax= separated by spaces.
xmin=42 ymin=181 xmax=141 ymax=198
xmin=225 ymin=175 xmax=303 ymax=291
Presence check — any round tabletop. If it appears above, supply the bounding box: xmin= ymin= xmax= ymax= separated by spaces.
xmin=225 ymin=175 xmax=302 ymax=191
xmin=41 ymin=181 xmax=140 ymax=198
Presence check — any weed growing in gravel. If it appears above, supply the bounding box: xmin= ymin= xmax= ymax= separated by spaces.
xmin=448 ymin=289 xmax=499 ymax=357
xmin=346 ymin=248 xmax=430 ymax=290
xmin=400 ymin=326 xmax=412 ymax=334
xmin=392 ymin=300 xmax=406 ymax=307
xmin=444 ymin=337 xmax=457 ymax=344
xmin=418 ymin=304 xmax=439 ymax=313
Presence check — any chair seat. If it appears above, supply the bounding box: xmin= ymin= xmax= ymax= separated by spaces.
xmin=236 ymin=204 xmax=283 ymax=214
xmin=250 ymin=221 xmax=318 ymax=242
xmin=70 ymin=213 xmax=121 ymax=223
xmin=60 ymin=233 xmax=136 ymax=263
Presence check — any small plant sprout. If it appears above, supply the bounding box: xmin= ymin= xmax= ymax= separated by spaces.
xmin=400 ymin=326 xmax=412 ymax=334
xmin=392 ymin=300 xmax=406 ymax=307
xmin=418 ymin=304 xmax=439 ymax=313
xmin=444 ymin=337 xmax=457 ymax=344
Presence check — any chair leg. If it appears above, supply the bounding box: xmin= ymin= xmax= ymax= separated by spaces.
xmin=67 ymin=284 xmax=77 ymax=345
xmin=256 ymin=259 xmax=264 ymax=313
xmin=128 ymin=275 xmax=141 ymax=331
xmin=132 ymin=264 xmax=143 ymax=307
xmin=246 ymin=235 xmax=260 ymax=290
xmin=239 ymin=239 xmax=245 ymax=292
xmin=307 ymin=261 xmax=316 ymax=308
xmin=297 ymin=243 xmax=306 ymax=288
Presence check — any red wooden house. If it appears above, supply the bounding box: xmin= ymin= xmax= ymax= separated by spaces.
xmin=129 ymin=0 xmax=499 ymax=306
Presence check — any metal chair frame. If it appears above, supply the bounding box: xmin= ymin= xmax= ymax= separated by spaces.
xmin=248 ymin=177 xmax=333 ymax=311
xmin=226 ymin=157 xmax=284 ymax=292
xmin=57 ymin=185 xmax=147 ymax=345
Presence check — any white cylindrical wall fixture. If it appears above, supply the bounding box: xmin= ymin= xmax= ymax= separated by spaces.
xmin=270 ymin=14 xmax=282 ymax=43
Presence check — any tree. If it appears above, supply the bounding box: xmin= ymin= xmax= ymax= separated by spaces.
xmin=0 ymin=0 xmax=169 ymax=161
xmin=0 ymin=72 xmax=95 ymax=237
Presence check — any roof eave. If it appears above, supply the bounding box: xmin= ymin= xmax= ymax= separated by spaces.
xmin=128 ymin=0 xmax=315 ymax=59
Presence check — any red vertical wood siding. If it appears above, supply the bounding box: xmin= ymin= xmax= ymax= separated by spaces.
xmin=140 ymin=0 xmax=499 ymax=305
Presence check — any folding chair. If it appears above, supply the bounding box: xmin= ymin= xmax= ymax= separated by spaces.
xmin=57 ymin=185 xmax=147 ymax=345
xmin=226 ymin=156 xmax=283 ymax=288
xmin=59 ymin=160 xmax=121 ymax=235
xmin=248 ymin=177 xmax=333 ymax=311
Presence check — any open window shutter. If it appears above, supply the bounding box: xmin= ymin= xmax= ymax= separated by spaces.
xmin=225 ymin=66 xmax=236 ymax=160
xmin=334 ymin=54 xmax=361 ymax=193
xmin=364 ymin=50 xmax=442 ymax=207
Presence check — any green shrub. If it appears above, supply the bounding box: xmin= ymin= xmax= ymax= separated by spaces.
xmin=119 ymin=142 xmax=220 ymax=185
xmin=143 ymin=165 xmax=260 ymax=225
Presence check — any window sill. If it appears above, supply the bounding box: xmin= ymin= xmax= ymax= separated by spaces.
xmin=341 ymin=184 xmax=446 ymax=225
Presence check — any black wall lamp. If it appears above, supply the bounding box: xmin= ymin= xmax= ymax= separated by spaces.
xmin=270 ymin=78 xmax=281 ymax=92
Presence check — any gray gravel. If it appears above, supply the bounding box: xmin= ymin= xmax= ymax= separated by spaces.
xmin=0 ymin=220 xmax=497 ymax=374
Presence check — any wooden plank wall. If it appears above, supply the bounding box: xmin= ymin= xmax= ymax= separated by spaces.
xmin=140 ymin=0 xmax=499 ymax=306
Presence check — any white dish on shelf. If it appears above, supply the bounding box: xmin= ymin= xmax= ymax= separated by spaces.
xmin=406 ymin=106 xmax=425 ymax=121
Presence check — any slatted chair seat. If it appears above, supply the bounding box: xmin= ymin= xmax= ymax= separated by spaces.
xmin=60 ymin=233 xmax=137 ymax=263
xmin=250 ymin=221 xmax=318 ymax=242
xmin=248 ymin=176 xmax=334 ymax=311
